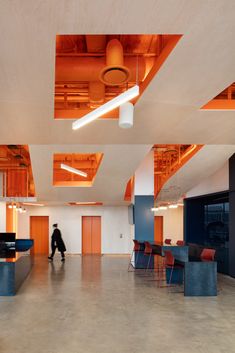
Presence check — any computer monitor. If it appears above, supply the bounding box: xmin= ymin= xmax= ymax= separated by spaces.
xmin=0 ymin=233 xmax=16 ymax=252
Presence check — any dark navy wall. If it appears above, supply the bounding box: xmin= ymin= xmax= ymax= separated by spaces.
xmin=229 ymin=154 xmax=235 ymax=277
xmin=134 ymin=196 xmax=154 ymax=241
xmin=184 ymin=198 xmax=204 ymax=244
xmin=184 ymin=191 xmax=229 ymax=275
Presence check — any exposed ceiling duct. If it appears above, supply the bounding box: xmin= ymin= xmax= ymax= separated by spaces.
xmin=55 ymin=56 xmax=146 ymax=83
xmin=85 ymin=35 xmax=107 ymax=52
xmin=100 ymin=39 xmax=130 ymax=86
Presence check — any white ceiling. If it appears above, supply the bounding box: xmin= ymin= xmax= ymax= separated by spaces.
xmin=1 ymin=1 xmax=235 ymax=204
xmin=29 ymin=144 xmax=151 ymax=205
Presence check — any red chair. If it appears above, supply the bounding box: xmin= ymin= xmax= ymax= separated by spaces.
xmin=176 ymin=240 xmax=185 ymax=246
xmin=164 ymin=239 xmax=172 ymax=245
xmin=162 ymin=250 xmax=184 ymax=286
xmin=200 ymin=248 xmax=216 ymax=261
xmin=128 ymin=240 xmax=141 ymax=271
xmin=144 ymin=241 xmax=153 ymax=272
xmin=144 ymin=242 xmax=165 ymax=275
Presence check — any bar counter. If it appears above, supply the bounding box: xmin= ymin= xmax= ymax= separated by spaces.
xmin=0 ymin=240 xmax=34 ymax=296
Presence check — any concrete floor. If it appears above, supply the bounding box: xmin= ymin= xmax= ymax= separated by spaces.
xmin=0 ymin=255 xmax=235 ymax=353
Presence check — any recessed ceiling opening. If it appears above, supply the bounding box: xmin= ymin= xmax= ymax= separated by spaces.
xmin=54 ymin=34 xmax=182 ymax=120
xmin=53 ymin=153 xmax=103 ymax=187
xmin=201 ymin=82 xmax=235 ymax=110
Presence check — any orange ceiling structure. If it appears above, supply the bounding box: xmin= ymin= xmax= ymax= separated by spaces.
xmin=53 ymin=153 xmax=103 ymax=187
xmin=54 ymin=34 xmax=181 ymax=120
xmin=0 ymin=145 xmax=35 ymax=197
xmin=201 ymin=82 xmax=235 ymax=110
xmin=153 ymin=144 xmax=203 ymax=197
xmin=124 ymin=144 xmax=202 ymax=202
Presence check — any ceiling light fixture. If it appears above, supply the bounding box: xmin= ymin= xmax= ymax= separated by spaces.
xmin=119 ymin=102 xmax=134 ymax=129
xmin=169 ymin=204 xmax=178 ymax=209
xmin=151 ymin=207 xmax=159 ymax=212
xmin=75 ymin=202 xmax=97 ymax=205
xmin=72 ymin=85 xmax=139 ymax=130
xmin=61 ymin=163 xmax=88 ymax=178
xmin=159 ymin=205 xmax=168 ymax=210
xmin=22 ymin=203 xmax=45 ymax=207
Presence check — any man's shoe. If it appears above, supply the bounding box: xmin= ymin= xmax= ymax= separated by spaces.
xmin=61 ymin=258 xmax=65 ymax=262
xmin=48 ymin=256 xmax=53 ymax=260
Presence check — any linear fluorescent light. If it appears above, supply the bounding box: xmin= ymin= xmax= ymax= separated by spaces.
xmin=159 ymin=206 xmax=168 ymax=210
xmin=75 ymin=202 xmax=97 ymax=205
xmin=61 ymin=163 xmax=87 ymax=178
xmin=151 ymin=207 xmax=159 ymax=212
xmin=22 ymin=203 xmax=45 ymax=207
xmin=72 ymin=85 xmax=139 ymax=130
xmin=169 ymin=204 xmax=178 ymax=209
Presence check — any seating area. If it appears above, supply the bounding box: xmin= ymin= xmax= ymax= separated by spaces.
xmin=128 ymin=240 xmax=217 ymax=296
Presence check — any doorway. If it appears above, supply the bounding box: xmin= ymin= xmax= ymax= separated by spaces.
xmin=154 ymin=216 xmax=163 ymax=243
xmin=30 ymin=216 xmax=49 ymax=255
xmin=82 ymin=216 xmax=101 ymax=255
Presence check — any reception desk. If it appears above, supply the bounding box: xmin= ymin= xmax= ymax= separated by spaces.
xmin=0 ymin=239 xmax=34 ymax=296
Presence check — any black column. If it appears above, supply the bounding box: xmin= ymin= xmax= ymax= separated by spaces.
xmin=229 ymin=154 xmax=235 ymax=277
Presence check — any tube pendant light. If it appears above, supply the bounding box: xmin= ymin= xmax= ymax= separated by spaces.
xmin=61 ymin=163 xmax=87 ymax=177
xmin=119 ymin=102 xmax=134 ymax=128
xmin=72 ymin=85 xmax=139 ymax=130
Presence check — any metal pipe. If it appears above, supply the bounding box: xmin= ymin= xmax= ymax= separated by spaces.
xmin=55 ymin=56 xmax=146 ymax=83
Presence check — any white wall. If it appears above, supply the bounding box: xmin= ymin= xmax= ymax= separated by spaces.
xmin=186 ymin=162 xmax=228 ymax=198
xmin=134 ymin=150 xmax=154 ymax=195
xmin=17 ymin=205 xmax=132 ymax=254
xmin=153 ymin=207 xmax=184 ymax=243
xmin=0 ymin=202 xmax=6 ymax=232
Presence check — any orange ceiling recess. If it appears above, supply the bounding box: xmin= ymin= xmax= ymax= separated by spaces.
xmin=201 ymin=82 xmax=235 ymax=110
xmin=0 ymin=145 xmax=35 ymax=198
xmin=54 ymin=34 xmax=182 ymax=120
xmin=68 ymin=202 xmax=103 ymax=206
xmin=123 ymin=145 xmax=202 ymax=202
xmin=153 ymin=144 xmax=203 ymax=197
xmin=53 ymin=153 xmax=103 ymax=187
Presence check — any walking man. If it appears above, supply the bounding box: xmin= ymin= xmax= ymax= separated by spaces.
xmin=48 ymin=223 xmax=66 ymax=261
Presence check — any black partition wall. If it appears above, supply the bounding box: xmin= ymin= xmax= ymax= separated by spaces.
xmin=184 ymin=191 xmax=229 ymax=274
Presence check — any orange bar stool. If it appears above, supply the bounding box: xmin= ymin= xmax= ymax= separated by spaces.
xmin=144 ymin=241 xmax=153 ymax=272
xmin=176 ymin=240 xmax=185 ymax=246
xmin=160 ymin=250 xmax=184 ymax=287
xmin=200 ymin=248 xmax=216 ymax=261
xmin=128 ymin=240 xmax=141 ymax=271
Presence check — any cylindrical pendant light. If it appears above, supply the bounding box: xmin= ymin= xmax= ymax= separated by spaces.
xmin=119 ymin=102 xmax=134 ymax=129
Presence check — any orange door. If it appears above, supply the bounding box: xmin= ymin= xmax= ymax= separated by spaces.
xmin=30 ymin=216 xmax=49 ymax=255
xmin=154 ymin=216 xmax=163 ymax=243
xmin=82 ymin=216 xmax=101 ymax=255
xmin=82 ymin=216 xmax=92 ymax=254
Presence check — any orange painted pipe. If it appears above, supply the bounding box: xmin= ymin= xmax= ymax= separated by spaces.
xmin=55 ymin=56 xmax=146 ymax=82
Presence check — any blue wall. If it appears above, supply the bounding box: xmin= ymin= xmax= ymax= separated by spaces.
xmin=134 ymin=196 xmax=154 ymax=241
xmin=134 ymin=196 xmax=154 ymax=268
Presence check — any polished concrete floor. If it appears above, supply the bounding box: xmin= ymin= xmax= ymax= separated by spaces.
xmin=0 ymin=255 xmax=235 ymax=353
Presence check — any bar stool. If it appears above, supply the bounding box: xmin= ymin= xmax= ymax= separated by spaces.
xmin=160 ymin=250 xmax=184 ymax=287
xmin=140 ymin=241 xmax=152 ymax=273
xmin=176 ymin=240 xmax=185 ymax=246
xmin=200 ymin=248 xmax=216 ymax=261
xmin=128 ymin=240 xmax=141 ymax=271
xmin=144 ymin=242 xmax=164 ymax=275
xmin=164 ymin=238 xmax=172 ymax=245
